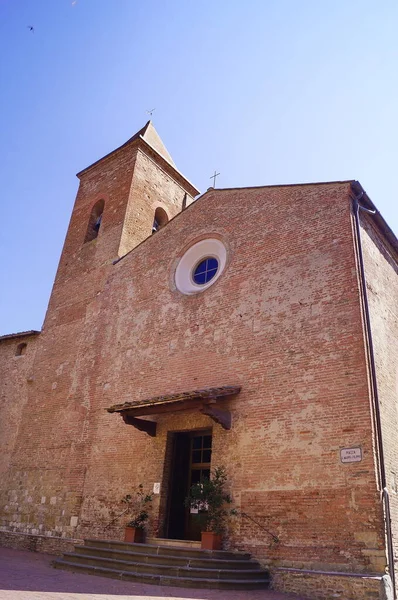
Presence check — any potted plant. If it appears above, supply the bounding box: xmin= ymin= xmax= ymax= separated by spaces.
xmin=121 ymin=484 xmax=153 ymax=543
xmin=185 ymin=466 xmax=236 ymax=550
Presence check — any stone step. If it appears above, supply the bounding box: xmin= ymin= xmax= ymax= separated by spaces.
xmin=54 ymin=537 xmax=269 ymax=590
xmin=73 ymin=544 xmax=261 ymax=570
xmin=53 ymin=560 xmax=270 ymax=590
xmin=59 ymin=552 xmax=268 ymax=581
xmin=146 ymin=537 xmax=201 ymax=549
xmin=84 ymin=538 xmax=251 ymax=561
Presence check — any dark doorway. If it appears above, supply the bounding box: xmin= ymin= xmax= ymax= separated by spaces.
xmin=167 ymin=430 xmax=212 ymax=541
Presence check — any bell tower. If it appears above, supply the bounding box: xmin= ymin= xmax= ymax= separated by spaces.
xmin=44 ymin=121 xmax=199 ymax=330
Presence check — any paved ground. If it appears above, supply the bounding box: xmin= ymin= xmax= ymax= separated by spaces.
xmin=0 ymin=547 xmax=310 ymax=600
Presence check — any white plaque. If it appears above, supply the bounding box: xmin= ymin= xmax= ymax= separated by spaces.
xmin=153 ymin=482 xmax=160 ymax=494
xmin=190 ymin=507 xmax=199 ymax=514
xmin=340 ymin=447 xmax=362 ymax=463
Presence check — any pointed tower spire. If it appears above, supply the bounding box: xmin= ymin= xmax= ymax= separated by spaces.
xmin=123 ymin=121 xmax=175 ymax=168
xmin=78 ymin=121 xmax=183 ymax=178
xmin=138 ymin=121 xmax=176 ymax=168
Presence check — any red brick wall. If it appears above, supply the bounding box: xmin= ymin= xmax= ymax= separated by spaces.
xmin=0 ymin=335 xmax=38 ymax=532
xmin=0 ymin=335 xmax=38 ymax=480
xmin=0 ymin=174 xmax=388 ymax=576
xmin=79 ymin=182 xmax=383 ymax=572
xmin=360 ymin=215 xmax=398 ymax=580
xmin=43 ymin=143 xmax=138 ymax=328
xmin=119 ymin=147 xmax=195 ymax=256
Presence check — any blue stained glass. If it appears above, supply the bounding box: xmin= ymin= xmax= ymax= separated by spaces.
xmin=193 ymin=257 xmax=219 ymax=285
xmin=195 ymin=262 xmax=207 ymax=275
xmin=194 ymin=271 xmax=207 ymax=284
xmin=207 ymin=257 xmax=218 ymax=271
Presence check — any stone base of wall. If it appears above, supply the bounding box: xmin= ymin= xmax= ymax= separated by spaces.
xmin=272 ymin=567 xmax=391 ymax=600
xmin=0 ymin=530 xmax=83 ymax=556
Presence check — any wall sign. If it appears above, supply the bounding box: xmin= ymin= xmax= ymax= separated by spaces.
xmin=340 ymin=447 xmax=362 ymax=463
xmin=153 ymin=482 xmax=160 ymax=494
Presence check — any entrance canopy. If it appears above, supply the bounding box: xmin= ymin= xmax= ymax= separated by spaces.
xmin=106 ymin=386 xmax=240 ymax=437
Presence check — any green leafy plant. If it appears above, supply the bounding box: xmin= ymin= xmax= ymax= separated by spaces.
xmin=121 ymin=484 xmax=153 ymax=529
xmin=184 ymin=466 xmax=237 ymax=535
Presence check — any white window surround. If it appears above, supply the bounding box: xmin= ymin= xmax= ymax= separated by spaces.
xmin=175 ymin=239 xmax=227 ymax=295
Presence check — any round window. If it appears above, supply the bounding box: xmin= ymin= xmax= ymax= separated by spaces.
xmin=175 ymin=239 xmax=227 ymax=295
xmin=192 ymin=257 xmax=219 ymax=285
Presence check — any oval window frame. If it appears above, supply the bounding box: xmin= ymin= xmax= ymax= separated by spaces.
xmin=175 ymin=239 xmax=227 ymax=295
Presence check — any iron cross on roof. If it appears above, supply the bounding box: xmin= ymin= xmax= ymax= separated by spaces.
xmin=210 ymin=170 xmax=220 ymax=187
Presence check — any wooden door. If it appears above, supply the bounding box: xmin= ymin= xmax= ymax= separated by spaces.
xmin=185 ymin=431 xmax=212 ymax=540
xmin=167 ymin=430 xmax=212 ymax=541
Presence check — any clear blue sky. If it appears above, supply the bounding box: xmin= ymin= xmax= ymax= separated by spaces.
xmin=1 ymin=0 xmax=397 ymax=334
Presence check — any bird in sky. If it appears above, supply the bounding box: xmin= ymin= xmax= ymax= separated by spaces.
xmin=146 ymin=108 xmax=156 ymax=117
xmin=27 ymin=25 xmax=34 ymax=33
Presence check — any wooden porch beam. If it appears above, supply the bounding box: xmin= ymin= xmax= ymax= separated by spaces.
xmin=122 ymin=414 xmax=157 ymax=437
xmin=200 ymin=404 xmax=232 ymax=430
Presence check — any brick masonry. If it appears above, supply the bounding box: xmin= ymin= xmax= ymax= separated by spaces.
xmin=360 ymin=214 xmax=398 ymax=584
xmin=272 ymin=569 xmax=384 ymax=600
xmin=0 ymin=333 xmax=38 ymax=482
xmin=0 ymin=125 xmax=397 ymax=600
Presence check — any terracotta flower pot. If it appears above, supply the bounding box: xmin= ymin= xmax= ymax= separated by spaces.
xmin=124 ymin=526 xmax=145 ymax=543
xmin=201 ymin=531 xmax=222 ymax=550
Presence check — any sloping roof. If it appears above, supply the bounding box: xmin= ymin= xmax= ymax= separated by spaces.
xmin=133 ymin=120 xmax=176 ymax=167
xmin=0 ymin=330 xmax=40 ymax=342
xmin=107 ymin=385 xmax=241 ymax=414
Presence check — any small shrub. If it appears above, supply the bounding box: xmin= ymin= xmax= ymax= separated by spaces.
xmin=121 ymin=484 xmax=153 ymax=530
xmin=185 ymin=466 xmax=237 ymax=535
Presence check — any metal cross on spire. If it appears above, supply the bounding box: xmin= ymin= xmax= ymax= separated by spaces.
xmin=210 ymin=170 xmax=220 ymax=188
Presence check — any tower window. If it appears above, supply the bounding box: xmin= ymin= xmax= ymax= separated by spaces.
xmin=152 ymin=207 xmax=169 ymax=234
xmin=93 ymin=213 xmax=102 ymax=233
xmin=84 ymin=199 xmax=105 ymax=243
xmin=15 ymin=343 xmax=27 ymax=356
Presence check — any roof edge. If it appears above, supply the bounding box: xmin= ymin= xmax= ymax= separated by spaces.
xmin=351 ymin=181 xmax=398 ymax=261
xmin=205 ymin=180 xmax=355 ymax=193
xmin=76 ymin=132 xmax=200 ymax=196
xmin=0 ymin=330 xmax=41 ymax=342
xmin=76 ymin=124 xmax=150 ymax=177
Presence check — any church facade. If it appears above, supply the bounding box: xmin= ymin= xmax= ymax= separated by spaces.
xmin=1 ymin=122 xmax=397 ymax=599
